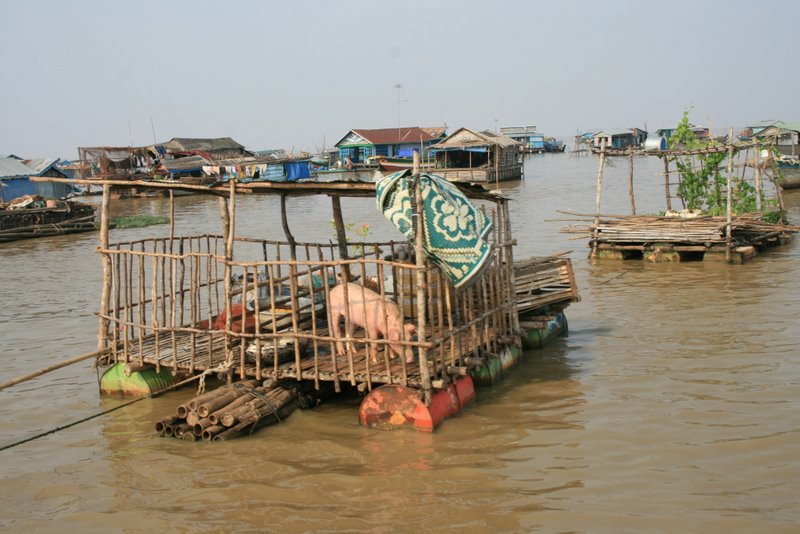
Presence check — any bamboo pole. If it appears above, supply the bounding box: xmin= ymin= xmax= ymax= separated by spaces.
xmin=98 ymin=184 xmax=112 ymax=352
xmin=502 ymin=199 xmax=521 ymax=341
xmin=279 ymin=193 xmax=302 ymax=380
xmin=412 ymin=152 xmax=432 ymax=404
xmin=628 ymin=146 xmax=636 ymax=215
xmin=726 ymin=130 xmax=734 ymax=263
xmin=0 ymin=348 xmax=111 ymax=391
xmin=753 ymin=144 xmax=762 ymax=211
xmin=330 ymin=195 xmax=351 ymax=282
xmin=223 ymin=180 xmax=236 ymax=376
xmin=663 ymin=156 xmax=673 ymax=212
xmin=591 ymin=139 xmax=607 ymax=257
xmin=168 ymin=189 xmax=175 ymax=244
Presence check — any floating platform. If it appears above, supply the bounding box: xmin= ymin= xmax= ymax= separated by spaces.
xmin=578 ymin=214 xmax=798 ymax=264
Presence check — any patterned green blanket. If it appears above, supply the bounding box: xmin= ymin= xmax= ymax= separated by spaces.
xmin=376 ymin=170 xmax=494 ymax=289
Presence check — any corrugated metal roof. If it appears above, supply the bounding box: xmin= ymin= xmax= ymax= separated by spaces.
xmin=754 ymin=123 xmax=800 ymax=137
xmin=22 ymin=158 xmax=60 ymax=174
xmin=593 ymin=129 xmax=636 ymax=137
xmin=0 ymin=157 xmax=36 ymax=179
xmin=340 ymin=127 xmax=443 ymax=146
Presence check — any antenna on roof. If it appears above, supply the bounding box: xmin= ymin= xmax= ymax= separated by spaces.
xmin=395 ymin=83 xmax=407 ymax=144
xmin=149 ymin=115 xmax=158 ymax=145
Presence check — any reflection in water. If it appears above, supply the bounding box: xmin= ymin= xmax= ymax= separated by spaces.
xmin=1 ymin=155 xmax=799 ymax=531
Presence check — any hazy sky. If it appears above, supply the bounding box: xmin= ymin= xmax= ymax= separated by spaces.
xmin=2 ymin=0 xmax=797 ymax=158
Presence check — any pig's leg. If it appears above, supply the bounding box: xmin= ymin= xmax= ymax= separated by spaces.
xmin=366 ymin=323 xmax=381 ymax=363
xmin=331 ymin=312 xmax=346 ymax=355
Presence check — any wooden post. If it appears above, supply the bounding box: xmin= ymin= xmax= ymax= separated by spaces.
xmin=767 ymin=145 xmax=785 ymax=211
xmin=412 ymin=152 xmax=431 ymax=405
xmin=280 ymin=193 xmax=297 ymax=261
xmin=753 ymin=143 xmax=762 ymax=211
xmin=97 ymin=184 xmax=112 ymax=352
xmin=591 ymin=138 xmax=607 ymax=257
xmin=223 ymin=181 xmax=236 ymax=374
xmin=280 ymin=193 xmax=303 ymax=379
xmin=168 ymin=189 xmax=175 ymax=244
xmin=218 ymin=196 xmax=230 ymax=239
xmin=725 ymin=130 xmax=734 ymax=263
xmin=495 ymin=145 xmax=500 ymax=187
xmin=330 ymin=195 xmax=351 ymax=282
xmin=663 ymin=156 xmax=673 ymax=212
xmin=627 ymin=146 xmax=636 ymax=215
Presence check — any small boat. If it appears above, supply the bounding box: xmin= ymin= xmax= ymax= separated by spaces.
xmin=777 ymin=165 xmax=800 ymax=189
xmin=0 ymin=195 xmax=96 ymax=243
xmin=376 ymin=156 xmax=435 ymax=172
xmin=543 ymin=137 xmax=566 ymax=153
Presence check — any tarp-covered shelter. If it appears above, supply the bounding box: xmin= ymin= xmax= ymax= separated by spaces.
xmin=159 ymin=137 xmax=251 ymax=160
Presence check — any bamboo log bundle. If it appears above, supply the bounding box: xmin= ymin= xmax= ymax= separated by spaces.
xmin=197 ymin=381 xmax=260 ymax=418
xmin=219 ymin=386 xmax=296 ymax=428
xmin=201 ymin=425 xmax=225 ymax=441
xmin=187 ymin=379 xmax=260 ymax=411
xmin=192 ymin=416 xmax=216 ymax=436
xmin=172 ymin=423 xmax=192 ymax=438
xmin=185 ymin=411 xmax=201 ymax=426
xmin=155 ymin=379 xmax=304 ymax=441
xmin=207 ymin=385 xmax=269 ymax=425
xmin=214 ymin=393 xmax=299 ymax=441
xmin=155 ymin=415 xmax=179 ymax=435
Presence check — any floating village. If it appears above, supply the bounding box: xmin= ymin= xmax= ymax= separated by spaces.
xmin=2 ymin=117 xmax=799 ymax=442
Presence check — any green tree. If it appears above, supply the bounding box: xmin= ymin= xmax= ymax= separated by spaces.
xmin=667 ymin=110 xmax=759 ymax=215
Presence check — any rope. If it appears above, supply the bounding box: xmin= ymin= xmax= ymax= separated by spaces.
xmin=0 ymin=362 xmax=232 ymax=453
xmin=196 ymin=360 xmax=234 ymax=396
xmin=247 ymin=388 xmax=282 ymax=424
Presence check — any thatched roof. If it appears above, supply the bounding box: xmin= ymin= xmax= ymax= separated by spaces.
xmin=432 ymin=128 xmax=519 ymax=150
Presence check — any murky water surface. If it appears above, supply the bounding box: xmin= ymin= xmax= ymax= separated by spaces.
xmin=1 ymin=155 xmax=799 ymax=532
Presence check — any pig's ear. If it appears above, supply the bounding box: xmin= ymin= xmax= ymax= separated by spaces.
xmin=404 ymin=323 xmax=416 ymax=335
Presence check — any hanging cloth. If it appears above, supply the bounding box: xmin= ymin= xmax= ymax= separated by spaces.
xmin=376 ymin=170 xmax=494 ymax=289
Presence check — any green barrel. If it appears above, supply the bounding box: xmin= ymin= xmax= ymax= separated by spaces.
xmin=521 ymin=312 xmax=567 ymax=350
xmin=99 ymin=362 xmax=180 ymax=397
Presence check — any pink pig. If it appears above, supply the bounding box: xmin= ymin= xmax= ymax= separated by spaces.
xmin=328 ymin=282 xmax=416 ymax=363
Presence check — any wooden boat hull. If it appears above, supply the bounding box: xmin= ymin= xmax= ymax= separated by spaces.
xmin=377 ymin=157 xmax=434 ymax=172
xmin=0 ymin=201 xmax=96 ymax=243
xmin=777 ymin=168 xmax=800 ymax=189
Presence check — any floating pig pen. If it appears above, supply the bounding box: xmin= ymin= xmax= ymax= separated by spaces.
xmin=81 ymin=173 xmax=543 ymax=433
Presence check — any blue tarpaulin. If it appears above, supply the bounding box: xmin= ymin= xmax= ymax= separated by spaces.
xmin=284 ymin=161 xmax=311 ymax=180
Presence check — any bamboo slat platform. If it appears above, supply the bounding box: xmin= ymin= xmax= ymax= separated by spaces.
xmin=513 ymin=255 xmax=580 ymax=313
xmin=115 ymin=328 xmax=433 ymax=388
xmin=561 ymin=213 xmax=799 ymax=263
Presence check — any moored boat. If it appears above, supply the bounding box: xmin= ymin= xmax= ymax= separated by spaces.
xmin=0 ymin=195 xmax=96 ymax=243
xmin=376 ymin=156 xmax=435 ymax=172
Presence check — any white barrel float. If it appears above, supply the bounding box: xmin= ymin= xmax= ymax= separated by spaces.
xmin=644 ymin=136 xmax=667 ymax=151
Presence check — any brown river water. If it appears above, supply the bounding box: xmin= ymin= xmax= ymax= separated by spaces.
xmin=1 ymin=155 xmax=799 ymax=533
